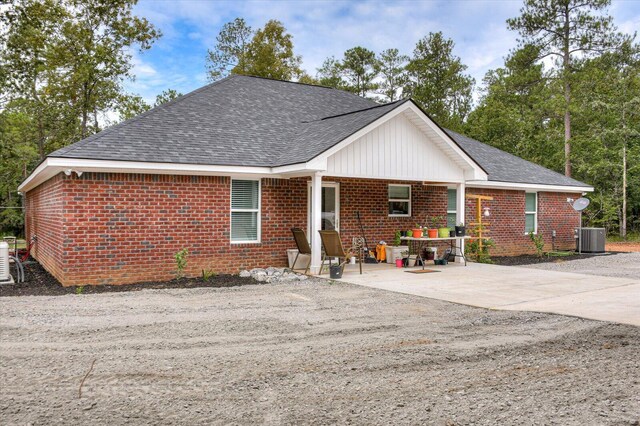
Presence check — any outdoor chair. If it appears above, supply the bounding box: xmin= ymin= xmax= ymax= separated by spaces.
xmin=318 ymin=230 xmax=362 ymax=275
xmin=290 ymin=228 xmax=312 ymax=274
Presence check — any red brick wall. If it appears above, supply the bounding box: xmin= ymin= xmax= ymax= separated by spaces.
xmin=465 ymin=188 xmax=581 ymax=256
xmin=24 ymin=172 xmax=582 ymax=285
xmin=25 ymin=174 xmax=66 ymax=283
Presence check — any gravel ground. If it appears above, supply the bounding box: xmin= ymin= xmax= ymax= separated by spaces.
xmin=1 ymin=280 xmax=639 ymax=425
xmin=521 ymin=252 xmax=640 ymax=279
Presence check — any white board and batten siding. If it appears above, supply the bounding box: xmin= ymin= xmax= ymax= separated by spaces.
xmin=325 ymin=111 xmax=465 ymax=183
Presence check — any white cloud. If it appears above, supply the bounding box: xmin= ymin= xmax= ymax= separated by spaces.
xmin=126 ymin=0 xmax=640 ymax=103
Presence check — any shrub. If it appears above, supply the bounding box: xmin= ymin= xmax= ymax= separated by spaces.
xmin=175 ymin=248 xmax=189 ymax=278
xmin=529 ymin=232 xmax=545 ymax=258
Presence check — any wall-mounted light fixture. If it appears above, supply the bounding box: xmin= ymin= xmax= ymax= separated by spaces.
xmin=64 ymin=169 xmax=83 ymax=177
xmin=484 ymin=207 xmax=490 ymax=217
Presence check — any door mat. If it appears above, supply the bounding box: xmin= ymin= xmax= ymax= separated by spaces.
xmin=405 ymin=269 xmax=440 ymax=274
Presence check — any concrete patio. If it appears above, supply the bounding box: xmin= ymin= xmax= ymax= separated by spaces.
xmin=330 ymin=261 xmax=640 ymax=326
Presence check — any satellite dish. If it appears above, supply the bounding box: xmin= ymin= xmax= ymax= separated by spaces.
xmin=572 ymin=197 xmax=590 ymax=211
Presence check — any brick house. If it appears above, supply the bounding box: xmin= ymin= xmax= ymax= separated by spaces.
xmin=19 ymin=75 xmax=593 ymax=286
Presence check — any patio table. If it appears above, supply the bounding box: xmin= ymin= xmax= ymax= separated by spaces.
xmin=401 ymin=236 xmax=475 ymax=268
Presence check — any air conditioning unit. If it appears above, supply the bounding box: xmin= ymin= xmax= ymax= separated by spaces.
xmin=0 ymin=242 xmax=14 ymax=284
xmin=575 ymin=228 xmax=605 ymax=253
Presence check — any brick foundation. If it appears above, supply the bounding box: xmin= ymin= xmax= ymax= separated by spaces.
xmin=25 ymin=172 xmax=581 ymax=285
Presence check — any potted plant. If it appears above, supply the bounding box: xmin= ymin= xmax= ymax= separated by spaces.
xmin=455 ymin=222 xmax=466 ymax=237
xmin=406 ymin=229 xmax=413 ymax=238
xmin=427 ymin=216 xmax=441 ymax=238
xmin=386 ymin=231 xmax=408 ymax=264
xmin=412 ymin=224 xmax=423 ymax=238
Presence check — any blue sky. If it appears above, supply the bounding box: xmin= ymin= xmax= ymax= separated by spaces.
xmin=126 ymin=0 xmax=640 ymax=104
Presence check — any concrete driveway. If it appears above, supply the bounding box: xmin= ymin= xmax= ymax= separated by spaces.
xmin=337 ymin=262 xmax=640 ymax=326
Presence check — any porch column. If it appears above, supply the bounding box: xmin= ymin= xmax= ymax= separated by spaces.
xmin=456 ymin=183 xmax=466 ymax=263
xmin=310 ymin=172 xmax=323 ymax=274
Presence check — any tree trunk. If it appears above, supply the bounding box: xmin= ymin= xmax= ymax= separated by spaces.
xmin=621 ymin=143 xmax=627 ymax=239
xmin=562 ymin=4 xmax=572 ymax=177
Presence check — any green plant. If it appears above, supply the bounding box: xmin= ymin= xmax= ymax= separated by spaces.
xmin=202 ymin=269 xmax=218 ymax=281
xmin=466 ymin=238 xmax=495 ymax=263
xmin=406 ymin=229 xmax=413 ymax=237
xmin=529 ymin=232 xmax=545 ymax=258
xmin=429 ymin=215 xmax=445 ymax=228
xmin=393 ymin=231 xmax=401 ymax=246
xmin=75 ymin=286 xmax=84 ymax=295
xmin=175 ymin=248 xmax=189 ymax=278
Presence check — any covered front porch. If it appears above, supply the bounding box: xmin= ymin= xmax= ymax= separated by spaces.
xmin=304 ymin=173 xmax=468 ymax=275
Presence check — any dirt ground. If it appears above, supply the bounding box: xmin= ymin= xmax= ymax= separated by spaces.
xmin=1 ymin=280 xmax=639 ymax=425
xmin=606 ymin=241 xmax=640 ymax=253
xmin=0 ymin=262 xmax=257 ymax=297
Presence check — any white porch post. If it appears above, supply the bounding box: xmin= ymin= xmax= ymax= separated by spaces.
xmin=456 ymin=183 xmax=466 ymax=263
xmin=310 ymin=172 xmax=323 ymax=274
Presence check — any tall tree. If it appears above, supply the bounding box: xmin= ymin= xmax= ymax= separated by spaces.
xmin=0 ymin=0 xmax=160 ymax=235
xmin=404 ymin=32 xmax=474 ymax=131
xmin=507 ymin=0 xmax=627 ymax=177
xmin=376 ymin=48 xmax=409 ymax=102
xmin=205 ymin=18 xmax=253 ymax=81
xmin=244 ymin=19 xmax=302 ymax=80
xmin=316 ymin=56 xmax=344 ymax=89
xmin=339 ymin=46 xmax=379 ymax=97
xmin=571 ymin=41 xmax=640 ymax=235
xmin=206 ymin=19 xmax=302 ymax=82
xmin=466 ymin=45 xmax=559 ymax=169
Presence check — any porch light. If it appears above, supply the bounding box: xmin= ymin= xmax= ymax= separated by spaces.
xmin=484 ymin=207 xmax=491 ymax=217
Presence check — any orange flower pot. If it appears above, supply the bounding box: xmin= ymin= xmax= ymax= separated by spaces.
xmin=412 ymin=229 xmax=423 ymax=238
xmin=427 ymin=229 xmax=438 ymax=238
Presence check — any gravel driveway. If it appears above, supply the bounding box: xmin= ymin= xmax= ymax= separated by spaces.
xmin=522 ymin=252 xmax=640 ymax=279
xmin=1 ymin=280 xmax=639 ymax=425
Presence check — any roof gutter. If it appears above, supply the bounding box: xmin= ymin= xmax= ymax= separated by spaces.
xmin=466 ymin=180 xmax=594 ymax=193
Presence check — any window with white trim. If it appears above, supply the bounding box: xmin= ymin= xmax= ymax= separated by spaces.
xmin=525 ymin=192 xmax=537 ymax=234
xmin=447 ymin=189 xmax=457 ymax=228
xmin=231 ymin=179 xmax=260 ymax=243
xmin=388 ymin=184 xmax=411 ymax=216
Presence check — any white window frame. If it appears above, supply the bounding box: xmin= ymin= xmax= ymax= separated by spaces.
xmin=388 ymin=184 xmax=411 ymax=217
xmin=525 ymin=192 xmax=538 ymax=235
xmin=447 ymin=188 xmax=457 ymax=227
xmin=230 ymin=179 xmax=261 ymax=244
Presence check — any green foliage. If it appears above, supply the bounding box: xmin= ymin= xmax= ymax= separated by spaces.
xmin=202 ymin=269 xmax=218 ymax=281
xmin=404 ymin=32 xmax=474 ymax=132
xmin=339 ymin=46 xmax=379 ymax=97
xmin=0 ymin=0 xmax=160 ymax=235
xmin=376 ymin=48 xmax=409 ymax=102
xmin=393 ymin=231 xmax=401 ymax=247
xmin=507 ymin=0 xmax=628 ymax=177
xmin=174 ymin=248 xmax=188 ymax=279
xmin=154 ymin=89 xmax=183 ymax=107
xmin=529 ymin=232 xmax=545 ymax=258
xmin=75 ymin=286 xmax=84 ymax=295
xmin=205 ymin=18 xmax=253 ymax=80
xmin=206 ymin=18 xmax=302 ymax=82
xmin=466 ymin=238 xmax=494 ymax=264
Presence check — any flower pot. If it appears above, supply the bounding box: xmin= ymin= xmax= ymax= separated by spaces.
xmin=455 ymin=226 xmax=466 ymax=237
xmin=427 ymin=229 xmax=438 ymax=238
xmin=400 ymin=230 xmax=407 ymax=237
xmin=422 ymin=247 xmax=437 ymax=261
xmin=438 ymin=227 xmax=450 ymax=238
xmin=412 ymin=229 xmax=423 ymax=238
xmin=329 ymin=265 xmax=343 ymax=279
xmin=449 ymin=229 xmax=456 ymax=237
xmin=406 ymin=230 xmax=413 ymax=238
xmin=395 ymin=258 xmax=403 ymax=268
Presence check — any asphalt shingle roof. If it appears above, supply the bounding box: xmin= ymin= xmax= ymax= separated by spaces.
xmin=50 ymin=75 xmax=590 ymax=188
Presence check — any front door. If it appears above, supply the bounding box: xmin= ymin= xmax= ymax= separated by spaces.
xmin=308 ymin=182 xmax=340 ymax=233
